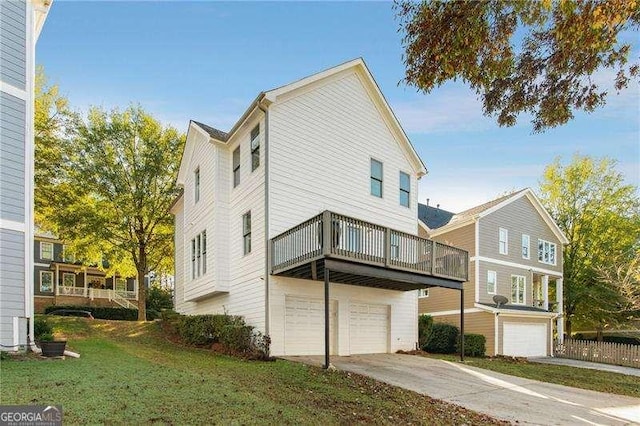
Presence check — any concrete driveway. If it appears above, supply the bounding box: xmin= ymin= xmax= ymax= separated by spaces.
xmin=285 ymin=354 xmax=640 ymax=425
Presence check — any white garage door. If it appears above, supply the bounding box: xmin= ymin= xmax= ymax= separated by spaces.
xmin=284 ymin=296 xmax=336 ymax=356
xmin=349 ymin=303 xmax=389 ymax=354
xmin=502 ymin=322 xmax=547 ymax=357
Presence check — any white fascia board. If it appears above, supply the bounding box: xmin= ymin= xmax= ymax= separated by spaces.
xmin=474 ymin=303 xmax=557 ymax=318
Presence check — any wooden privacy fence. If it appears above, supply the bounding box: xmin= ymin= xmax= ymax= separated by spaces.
xmin=555 ymin=339 xmax=640 ymax=368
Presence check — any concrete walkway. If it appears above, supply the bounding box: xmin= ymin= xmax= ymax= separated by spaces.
xmin=529 ymin=357 xmax=640 ymax=377
xmin=285 ymin=354 xmax=640 ymax=425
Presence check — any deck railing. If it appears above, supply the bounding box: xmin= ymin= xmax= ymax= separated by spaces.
xmin=271 ymin=211 xmax=468 ymax=282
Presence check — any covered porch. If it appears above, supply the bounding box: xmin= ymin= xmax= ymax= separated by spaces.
xmin=270 ymin=211 xmax=469 ymax=367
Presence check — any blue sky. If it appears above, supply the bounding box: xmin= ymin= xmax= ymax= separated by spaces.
xmin=38 ymin=1 xmax=639 ymax=212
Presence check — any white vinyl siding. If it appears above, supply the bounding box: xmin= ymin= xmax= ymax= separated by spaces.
xmin=40 ymin=271 xmax=53 ymax=293
xmin=511 ymin=275 xmax=526 ymax=305
xmin=498 ymin=228 xmax=508 ymax=255
xmin=487 ymin=270 xmax=497 ymax=295
xmin=521 ymin=234 xmax=530 ymax=259
xmin=538 ymin=239 xmax=557 ymax=265
xmin=40 ymin=241 xmax=53 ymax=260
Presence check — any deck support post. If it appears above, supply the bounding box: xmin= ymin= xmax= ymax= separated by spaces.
xmin=460 ymin=288 xmax=465 ymax=362
xmin=324 ymin=268 xmax=330 ymax=370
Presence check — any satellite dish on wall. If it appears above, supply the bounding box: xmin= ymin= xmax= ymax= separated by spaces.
xmin=493 ymin=295 xmax=508 ymax=308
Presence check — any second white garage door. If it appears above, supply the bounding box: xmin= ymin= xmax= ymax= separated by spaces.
xmin=284 ymin=296 xmax=337 ymax=356
xmin=349 ymin=303 xmax=389 ymax=354
xmin=502 ymin=322 xmax=548 ymax=357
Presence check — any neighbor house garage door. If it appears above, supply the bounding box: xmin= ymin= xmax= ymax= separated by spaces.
xmin=284 ymin=296 xmax=336 ymax=356
xmin=349 ymin=303 xmax=389 ymax=354
xmin=502 ymin=322 xmax=547 ymax=357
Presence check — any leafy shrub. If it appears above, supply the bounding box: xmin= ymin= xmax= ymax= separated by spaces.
xmin=146 ymin=285 xmax=174 ymax=320
xmin=44 ymin=305 xmax=138 ymax=321
xmin=175 ymin=314 xmax=244 ymax=345
xmin=220 ymin=324 xmax=254 ymax=353
xmin=418 ymin=315 xmax=433 ymax=349
xmin=34 ymin=317 xmax=53 ymax=340
xmin=458 ymin=333 xmax=486 ymax=357
xmin=425 ymin=323 xmax=459 ymax=354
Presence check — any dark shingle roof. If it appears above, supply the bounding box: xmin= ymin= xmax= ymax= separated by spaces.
xmin=418 ymin=204 xmax=455 ymax=229
xmin=192 ymin=121 xmax=229 ymax=141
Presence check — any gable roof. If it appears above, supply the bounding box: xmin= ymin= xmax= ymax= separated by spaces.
xmin=418 ymin=204 xmax=455 ymax=230
xmin=423 ymin=188 xmax=569 ymax=244
xmin=192 ymin=121 xmax=228 ymax=142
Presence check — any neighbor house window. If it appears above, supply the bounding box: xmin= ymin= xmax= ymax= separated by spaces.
xmin=522 ymin=234 xmax=530 ymax=259
xmin=487 ymin=270 xmax=497 ymax=294
xmin=62 ymin=273 xmax=75 ymax=287
xmin=115 ymin=278 xmax=126 ymax=291
xmin=233 ymin=147 xmax=240 ymax=188
xmin=499 ymin=228 xmax=508 ymax=255
xmin=538 ymin=239 xmax=557 ymax=265
xmin=191 ymin=230 xmax=207 ymax=279
xmin=194 ymin=168 xmax=200 ymax=203
xmin=418 ymin=288 xmax=429 ymax=298
xmin=251 ymin=124 xmax=260 ymax=172
xmin=243 ymin=212 xmax=251 ymax=255
xmin=40 ymin=271 xmax=53 ymax=293
xmin=40 ymin=242 xmax=53 ymax=260
xmin=511 ymin=275 xmax=525 ymax=304
xmin=370 ymin=159 xmax=383 ymax=197
xmin=399 ymin=171 xmax=410 ymax=207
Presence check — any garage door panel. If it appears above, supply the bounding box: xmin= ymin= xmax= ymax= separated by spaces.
xmin=349 ymin=303 xmax=389 ymax=354
xmin=503 ymin=322 xmax=547 ymax=357
xmin=284 ymin=296 xmax=336 ymax=356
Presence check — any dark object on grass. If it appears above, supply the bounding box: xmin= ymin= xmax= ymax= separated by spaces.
xmin=47 ymin=309 xmax=94 ymax=319
xmin=39 ymin=339 xmax=67 ymax=357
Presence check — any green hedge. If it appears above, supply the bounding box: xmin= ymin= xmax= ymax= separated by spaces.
xmin=33 ymin=317 xmax=53 ymax=340
xmin=44 ymin=305 xmax=138 ymax=321
xmin=424 ymin=323 xmax=459 ymax=354
xmin=459 ymin=333 xmax=486 ymax=357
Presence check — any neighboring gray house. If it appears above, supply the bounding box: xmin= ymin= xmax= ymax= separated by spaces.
xmin=0 ymin=0 xmax=50 ymax=351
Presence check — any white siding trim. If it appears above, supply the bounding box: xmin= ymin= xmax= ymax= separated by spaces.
xmin=0 ymin=81 xmax=27 ymax=100
xmin=25 ymin=0 xmax=36 ymax=342
xmin=470 ymin=256 xmax=563 ymax=278
xmin=428 ymin=308 xmax=482 ymax=316
xmin=12 ymin=317 xmax=20 ymax=351
xmin=0 ymin=219 xmax=26 ymax=232
xmin=474 ymin=220 xmax=480 ymax=302
xmin=475 ymin=303 xmax=557 ymax=318
xmin=494 ymin=312 xmax=499 ymax=355
xmin=34 ymin=262 xmax=50 ymax=268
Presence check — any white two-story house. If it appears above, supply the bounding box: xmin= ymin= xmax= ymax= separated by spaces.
xmin=171 ymin=59 xmax=468 ymax=359
xmin=418 ymin=189 xmax=568 ymax=357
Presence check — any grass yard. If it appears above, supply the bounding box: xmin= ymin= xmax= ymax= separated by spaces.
xmin=0 ymin=318 xmax=504 ymax=425
xmin=427 ymin=354 xmax=640 ymax=398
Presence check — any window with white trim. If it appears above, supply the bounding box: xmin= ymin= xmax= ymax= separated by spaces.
xmin=194 ymin=167 xmax=200 ymax=203
xmin=370 ymin=159 xmax=383 ymax=198
xmin=418 ymin=288 xmax=429 ymax=298
xmin=499 ymin=228 xmax=508 ymax=254
xmin=40 ymin=242 xmax=53 ymax=260
xmin=522 ymin=234 xmax=530 ymax=259
xmin=62 ymin=272 xmax=75 ymax=287
xmin=233 ymin=147 xmax=240 ymax=188
xmin=243 ymin=212 xmax=252 ymax=255
xmin=251 ymin=124 xmax=260 ymax=172
xmin=399 ymin=171 xmax=410 ymax=207
xmin=115 ymin=278 xmax=127 ymax=291
xmin=511 ymin=275 xmax=525 ymax=304
xmin=40 ymin=271 xmax=53 ymax=293
xmin=191 ymin=230 xmax=207 ymax=279
xmin=538 ymin=239 xmax=557 ymax=265
xmin=487 ymin=270 xmax=497 ymax=294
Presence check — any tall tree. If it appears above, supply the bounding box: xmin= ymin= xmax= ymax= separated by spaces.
xmin=55 ymin=106 xmax=184 ymax=320
xmin=538 ymin=155 xmax=640 ymax=335
xmin=396 ymin=0 xmax=639 ymax=132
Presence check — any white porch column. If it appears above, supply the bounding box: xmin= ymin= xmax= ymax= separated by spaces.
xmin=556 ymin=278 xmax=564 ymax=343
xmin=55 ymin=264 xmax=59 ymax=295
xmin=542 ymin=275 xmax=549 ymax=311
xmin=83 ymin=270 xmax=88 ymax=297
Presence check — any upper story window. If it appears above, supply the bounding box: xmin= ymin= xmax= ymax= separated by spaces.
xmin=194 ymin=168 xmax=200 ymax=203
xmin=370 ymin=159 xmax=383 ymax=198
xmin=418 ymin=288 xmax=429 ymax=298
xmin=511 ymin=275 xmax=526 ymax=304
xmin=233 ymin=147 xmax=240 ymax=188
xmin=40 ymin=271 xmax=53 ymax=293
xmin=521 ymin=234 xmax=530 ymax=259
xmin=487 ymin=270 xmax=497 ymax=294
xmin=191 ymin=230 xmax=206 ymax=280
xmin=251 ymin=124 xmax=260 ymax=172
xmin=40 ymin=242 xmax=53 ymax=260
xmin=538 ymin=239 xmax=557 ymax=265
xmin=499 ymin=228 xmax=508 ymax=255
xmin=243 ymin=211 xmax=252 ymax=255
xmin=399 ymin=171 xmax=410 ymax=207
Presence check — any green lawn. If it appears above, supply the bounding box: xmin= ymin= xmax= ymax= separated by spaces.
xmin=427 ymin=354 xmax=640 ymax=398
xmin=1 ymin=318 xmax=504 ymax=425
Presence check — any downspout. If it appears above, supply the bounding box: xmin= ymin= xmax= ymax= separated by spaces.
xmin=258 ymin=97 xmax=270 ymax=338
